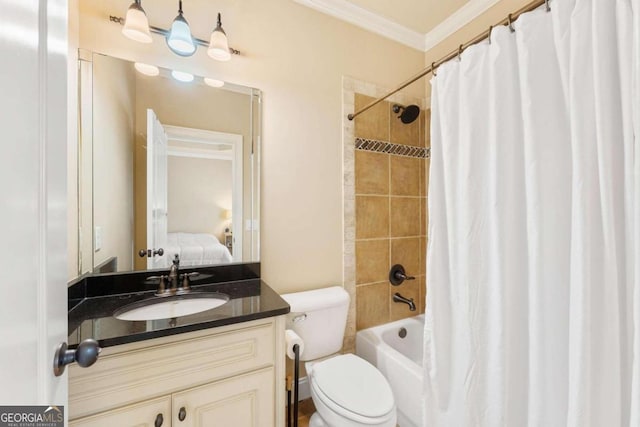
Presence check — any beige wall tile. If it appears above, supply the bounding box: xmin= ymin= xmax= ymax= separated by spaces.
xmin=355 ymin=94 xmax=390 ymax=141
xmin=424 ymin=109 xmax=431 ymax=146
xmin=421 ymin=197 xmax=428 ymax=236
xmin=355 ymin=151 xmax=389 ymax=195
xmin=420 ymin=236 xmax=427 ymax=277
xmin=390 ymin=156 xmax=420 ymax=196
xmin=356 ymin=195 xmax=389 ymax=239
xmin=390 ymin=278 xmax=420 ymax=321
xmin=356 ymin=239 xmax=390 ymax=285
xmin=390 ymin=238 xmax=420 ymax=278
xmin=390 ymin=106 xmax=420 ymax=146
xmin=356 ymin=282 xmax=390 ymax=330
xmin=390 ymin=197 xmax=420 ymax=237
xmin=420 ymin=158 xmax=430 ymax=197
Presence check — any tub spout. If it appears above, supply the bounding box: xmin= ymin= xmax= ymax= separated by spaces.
xmin=393 ymin=292 xmax=416 ymax=311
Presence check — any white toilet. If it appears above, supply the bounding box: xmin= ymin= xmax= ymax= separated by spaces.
xmin=282 ymin=286 xmax=397 ymax=427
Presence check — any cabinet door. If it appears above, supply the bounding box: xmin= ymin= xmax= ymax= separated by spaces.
xmin=172 ymin=367 xmax=274 ymax=427
xmin=70 ymin=396 xmax=171 ymax=427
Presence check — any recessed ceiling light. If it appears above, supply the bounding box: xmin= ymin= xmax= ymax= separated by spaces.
xmin=171 ymin=70 xmax=194 ymax=82
xmin=204 ymin=77 xmax=225 ymax=88
xmin=134 ymin=62 xmax=160 ymax=76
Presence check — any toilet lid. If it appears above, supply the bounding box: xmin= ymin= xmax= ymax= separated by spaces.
xmin=312 ymin=354 xmax=394 ymax=418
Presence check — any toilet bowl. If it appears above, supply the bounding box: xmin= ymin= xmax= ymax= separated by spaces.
xmin=281 ymin=287 xmax=397 ymax=427
xmin=306 ymin=354 xmax=396 ymax=427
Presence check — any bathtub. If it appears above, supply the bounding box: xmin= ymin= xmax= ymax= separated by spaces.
xmin=356 ymin=315 xmax=424 ymax=427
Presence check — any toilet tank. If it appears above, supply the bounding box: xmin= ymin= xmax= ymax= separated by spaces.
xmin=281 ymin=286 xmax=350 ymax=361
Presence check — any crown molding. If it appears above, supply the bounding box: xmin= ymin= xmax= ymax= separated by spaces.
xmin=423 ymin=0 xmax=501 ymax=52
xmin=294 ymin=0 xmax=501 ymax=53
xmin=293 ymin=0 xmax=426 ymax=51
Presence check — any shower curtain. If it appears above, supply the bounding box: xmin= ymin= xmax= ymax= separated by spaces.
xmin=424 ymin=1 xmax=640 ymax=426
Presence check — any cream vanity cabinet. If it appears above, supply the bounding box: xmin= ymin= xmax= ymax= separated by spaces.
xmin=69 ymin=317 xmax=286 ymax=427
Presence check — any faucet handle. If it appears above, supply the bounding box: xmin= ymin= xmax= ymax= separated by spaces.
xmin=172 ymin=254 xmax=180 ymax=266
xmin=389 ymin=264 xmax=415 ymax=286
xmin=146 ymin=275 xmax=169 ymax=296
xmin=179 ymin=272 xmax=199 ymax=292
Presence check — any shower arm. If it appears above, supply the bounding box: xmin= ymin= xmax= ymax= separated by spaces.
xmin=347 ymin=0 xmax=550 ymax=121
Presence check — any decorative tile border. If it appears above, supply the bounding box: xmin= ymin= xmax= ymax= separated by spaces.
xmin=355 ymin=137 xmax=430 ymax=159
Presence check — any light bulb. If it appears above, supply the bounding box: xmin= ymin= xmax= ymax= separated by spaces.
xmin=207 ymin=13 xmax=231 ymax=61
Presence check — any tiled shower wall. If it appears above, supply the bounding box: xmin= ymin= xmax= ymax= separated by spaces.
xmin=354 ymin=94 xmax=429 ymax=329
xmin=343 ymin=78 xmax=429 ymax=350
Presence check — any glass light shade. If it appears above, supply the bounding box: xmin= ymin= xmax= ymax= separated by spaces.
xmin=207 ymin=29 xmax=231 ymax=61
xmin=171 ymin=70 xmax=194 ymax=82
xmin=204 ymin=77 xmax=225 ymax=88
xmin=134 ymin=62 xmax=160 ymax=76
xmin=166 ymin=14 xmax=196 ymax=56
xmin=122 ymin=2 xmax=152 ymax=43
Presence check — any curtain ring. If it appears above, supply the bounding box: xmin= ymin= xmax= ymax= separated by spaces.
xmin=431 ymin=62 xmax=437 ymax=77
xmin=507 ymin=14 xmax=515 ymax=32
xmin=488 ymin=25 xmax=493 ymax=44
xmin=458 ymin=44 xmax=463 ymax=61
xmin=545 ymin=0 xmax=550 ymax=12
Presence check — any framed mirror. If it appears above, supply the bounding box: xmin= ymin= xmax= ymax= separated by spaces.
xmin=76 ymin=51 xmax=260 ymax=277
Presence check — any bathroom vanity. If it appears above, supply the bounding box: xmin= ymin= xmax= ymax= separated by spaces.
xmin=66 ymin=263 xmax=289 ymax=426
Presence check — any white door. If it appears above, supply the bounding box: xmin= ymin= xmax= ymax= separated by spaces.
xmin=0 ymin=0 xmax=68 ymax=417
xmin=147 ymin=109 xmax=169 ymax=269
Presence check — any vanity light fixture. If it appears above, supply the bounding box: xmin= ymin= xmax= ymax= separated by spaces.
xmin=166 ymin=0 xmax=196 ymax=56
xmin=171 ymin=70 xmax=195 ymax=82
xmin=111 ymin=6 xmax=240 ymax=61
xmin=134 ymin=62 xmax=160 ymax=76
xmin=207 ymin=13 xmax=231 ymax=61
xmin=204 ymin=77 xmax=225 ymax=88
xmin=122 ymin=0 xmax=152 ymax=43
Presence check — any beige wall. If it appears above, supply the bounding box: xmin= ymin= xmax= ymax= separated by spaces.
xmin=167 ymin=156 xmax=232 ymax=240
xmin=77 ymin=0 xmax=426 ymax=292
xmin=92 ymin=54 xmax=136 ymax=271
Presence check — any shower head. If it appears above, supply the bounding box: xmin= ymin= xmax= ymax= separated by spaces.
xmin=392 ymin=104 xmax=420 ymax=124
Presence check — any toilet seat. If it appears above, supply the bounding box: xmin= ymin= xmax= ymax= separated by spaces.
xmin=310 ymin=354 xmax=395 ymax=423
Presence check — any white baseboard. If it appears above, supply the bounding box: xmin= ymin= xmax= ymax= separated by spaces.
xmin=295 ymin=376 xmax=311 ymax=401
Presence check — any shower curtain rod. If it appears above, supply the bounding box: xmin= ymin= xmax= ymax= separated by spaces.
xmin=347 ymin=0 xmax=549 ymax=121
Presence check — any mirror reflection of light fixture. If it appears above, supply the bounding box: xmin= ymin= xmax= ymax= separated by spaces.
xmin=166 ymin=0 xmax=196 ymax=56
xmin=207 ymin=13 xmax=231 ymax=61
xmin=134 ymin=62 xmax=160 ymax=76
xmin=122 ymin=0 xmax=152 ymax=43
xmin=204 ymin=77 xmax=225 ymax=88
xmin=171 ymin=70 xmax=194 ymax=82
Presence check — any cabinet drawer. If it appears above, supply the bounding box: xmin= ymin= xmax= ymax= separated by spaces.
xmin=69 ymin=396 xmax=171 ymax=427
xmin=172 ymin=367 xmax=274 ymax=427
xmin=70 ymin=320 xmax=275 ymax=419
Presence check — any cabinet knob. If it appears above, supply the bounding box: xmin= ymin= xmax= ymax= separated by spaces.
xmin=154 ymin=413 xmax=163 ymax=427
xmin=178 ymin=407 xmax=187 ymax=422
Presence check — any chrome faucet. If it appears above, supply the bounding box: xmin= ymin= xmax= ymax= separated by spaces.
xmin=393 ymin=292 xmax=416 ymax=311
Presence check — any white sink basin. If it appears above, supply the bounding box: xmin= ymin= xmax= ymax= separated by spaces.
xmin=114 ymin=292 xmax=229 ymax=321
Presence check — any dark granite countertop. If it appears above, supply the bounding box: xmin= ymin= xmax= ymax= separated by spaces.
xmin=68 ymin=263 xmax=290 ymax=349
